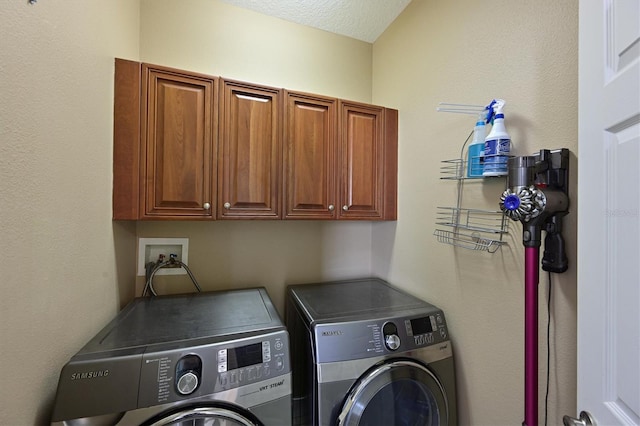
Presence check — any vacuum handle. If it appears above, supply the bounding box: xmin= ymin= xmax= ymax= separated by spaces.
xmin=542 ymin=228 xmax=568 ymax=273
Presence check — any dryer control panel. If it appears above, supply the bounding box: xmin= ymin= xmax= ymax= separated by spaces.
xmin=314 ymin=310 xmax=449 ymax=363
xmin=404 ymin=312 xmax=448 ymax=347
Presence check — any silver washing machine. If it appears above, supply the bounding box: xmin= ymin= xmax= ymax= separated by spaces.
xmin=286 ymin=277 xmax=457 ymax=426
xmin=51 ymin=288 xmax=291 ymax=426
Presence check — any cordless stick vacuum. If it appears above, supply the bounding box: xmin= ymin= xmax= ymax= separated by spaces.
xmin=499 ymin=149 xmax=570 ymax=426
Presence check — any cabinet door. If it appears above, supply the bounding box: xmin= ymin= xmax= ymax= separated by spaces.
xmin=142 ymin=65 xmax=217 ymax=219
xmin=284 ymin=92 xmax=338 ymax=219
xmin=338 ymin=102 xmax=397 ymax=220
xmin=218 ymin=80 xmax=282 ymax=219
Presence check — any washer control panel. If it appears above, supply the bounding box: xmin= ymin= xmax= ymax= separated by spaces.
xmin=215 ymin=338 xmax=287 ymax=391
xmin=138 ymin=330 xmax=289 ymax=406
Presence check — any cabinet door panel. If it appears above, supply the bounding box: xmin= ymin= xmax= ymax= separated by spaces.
xmin=284 ymin=92 xmax=337 ymax=219
xmin=219 ymin=80 xmax=281 ymax=218
xmin=142 ymin=66 xmax=216 ymax=218
xmin=339 ymin=102 xmax=384 ymax=219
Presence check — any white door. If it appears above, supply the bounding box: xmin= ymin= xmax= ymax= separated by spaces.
xmin=576 ymin=0 xmax=640 ymax=425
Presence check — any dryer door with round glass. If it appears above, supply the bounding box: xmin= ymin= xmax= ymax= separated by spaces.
xmin=336 ymin=359 xmax=449 ymax=426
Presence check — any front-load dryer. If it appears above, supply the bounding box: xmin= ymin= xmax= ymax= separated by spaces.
xmin=286 ymin=277 xmax=457 ymax=426
xmin=51 ymin=288 xmax=291 ymax=426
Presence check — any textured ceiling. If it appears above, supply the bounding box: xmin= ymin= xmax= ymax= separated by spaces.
xmin=218 ymin=0 xmax=411 ymax=43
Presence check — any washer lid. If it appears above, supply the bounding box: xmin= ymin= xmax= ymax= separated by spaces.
xmin=288 ymin=277 xmax=437 ymax=322
xmin=78 ymin=288 xmax=283 ymax=354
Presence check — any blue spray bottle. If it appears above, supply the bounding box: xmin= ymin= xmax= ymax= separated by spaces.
xmin=467 ymin=112 xmax=486 ymax=177
xmin=483 ymin=99 xmax=511 ymax=177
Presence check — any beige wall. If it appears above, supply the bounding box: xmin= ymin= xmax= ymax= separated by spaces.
xmin=0 ymin=1 xmax=140 ymax=424
xmin=0 ymin=0 xmax=578 ymax=424
xmin=372 ymin=1 xmax=578 ymax=424
xmin=140 ymin=0 xmax=373 ymax=101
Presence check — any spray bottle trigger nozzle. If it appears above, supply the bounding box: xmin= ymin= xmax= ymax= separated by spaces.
xmin=484 ymin=99 xmax=505 ymax=124
xmin=485 ymin=99 xmax=497 ymax=124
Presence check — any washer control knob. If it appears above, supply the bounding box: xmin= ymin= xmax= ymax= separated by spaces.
xmin=385 ymin=334 xmax=401 ymax=351
xmin=275 ymin=356 xmax=285 ymax=371
xmin=175 ymin=354 xmax=202 ymax=395
xmin=176 ymin=371 xmax=199 ymax=395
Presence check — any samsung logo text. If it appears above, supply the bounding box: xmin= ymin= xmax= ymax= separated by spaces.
xmin=71 ymin=370 xmax=110 ymax=380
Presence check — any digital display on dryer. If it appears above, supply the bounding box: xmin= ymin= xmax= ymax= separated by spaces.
xmin=227 ymin=342 xmax=263 ymax=370
xmin=410 ymin=317 xmax=433 ymax=335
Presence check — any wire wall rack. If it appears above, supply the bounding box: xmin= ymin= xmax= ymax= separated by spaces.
xmin=434 ymin=207 xmax=509 ymax=253
xmin=433 ymin=102 xmax=509 ymax=253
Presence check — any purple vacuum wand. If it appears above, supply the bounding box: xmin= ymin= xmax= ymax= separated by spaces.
xmin=500 ymin=149 xmax=570 ymax=426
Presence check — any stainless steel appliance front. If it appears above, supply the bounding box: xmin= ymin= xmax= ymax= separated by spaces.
xmin=286 ymin=277 xmax=457 ymax=426
xmin=51 ymin=288 xmax=291 ymax=426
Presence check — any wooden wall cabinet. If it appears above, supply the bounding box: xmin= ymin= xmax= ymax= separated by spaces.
xmin=338 ymin=101 xmax=397 ymax=220
xmin=113 ymin=59 xmax=217 ymax=220
xmin=113 ymin=59 xmax=397 ymax=221
xmin=142 ymin=64 xmax=217 ymax=219
xmin=284 ymin=91 xmax=338 ymax=219
xmin=218 ymin=80 xmax=282 ymax=219
xmin=283 ymin=93 xmax=398 ymax=220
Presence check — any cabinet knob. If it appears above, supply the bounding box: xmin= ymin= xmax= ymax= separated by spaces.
xmin=328 ymin=204 xmax=335 ymax=212
xmin=342 ymin=205 xmax=349 ymax=211
xmin=224 ymin=202 xmax=231 ymax=210
xmin=203 ymin=202 xmax=211 ymax=210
